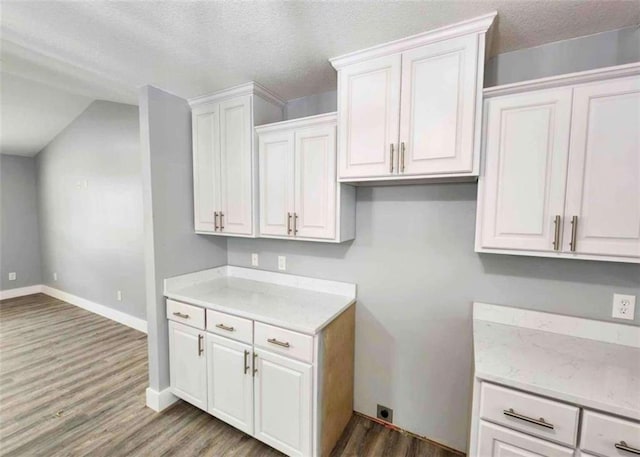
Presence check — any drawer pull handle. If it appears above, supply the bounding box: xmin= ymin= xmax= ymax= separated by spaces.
xmin=215 ymin=323 xmax=235 ymax=332
xmin=503 ymin=408 xmax=554 ymax=430
xmin=616 ymin=441 xmax=640 ymax=455
xmin=267 ymin=338 xmax=290 ymax=348
xmin=173 ymin=312 xmax=190 ymax=319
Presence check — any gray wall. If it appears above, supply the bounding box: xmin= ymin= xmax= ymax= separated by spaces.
xmin=139 ymin=86 xmax=227 ymax=393
xmin=0 ymin=154 xmax=42 ymax=290
xmin=37 ymin=101 xmax=146 ymax=319
xmin=285 ymin=91 xmax=337 ymax=120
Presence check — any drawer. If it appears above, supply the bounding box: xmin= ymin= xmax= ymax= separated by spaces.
xmin=254 ymin=322 xmax=313 ymax=363
xmin=166 ymin=299 xmax=205 ymax=330
xmin=581 ymin=410 xmax=640 ymax=457
xmin=206 ymin=309 xmax=253 ymax=344
xmin=479 ymin=382 xmax=579 ymax=446
xmin=478 ymin=421 xmax=574 ymax=457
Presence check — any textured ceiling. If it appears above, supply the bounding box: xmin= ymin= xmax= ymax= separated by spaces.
xmin=1 ymin=1 xmax=639 ymax=103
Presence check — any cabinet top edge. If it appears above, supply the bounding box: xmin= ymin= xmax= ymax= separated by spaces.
xmin=255 ymin=112 xmax=337 ymax=133
xmin=188 ymin=81 xmax=286 ymax=108
xmin=483 ymin=61 xmax=640 ymax=98
xmin=329 ymin=11 xmax=496 ymax=69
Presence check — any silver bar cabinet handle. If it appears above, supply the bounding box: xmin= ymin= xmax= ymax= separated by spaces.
xmin=198 ymin=334 xmax=204 ymax=356
xmin=569 ymin=215 xmax=578 ymax=252
xmin=615 ymin=441 xmax=640 ymax=455
xmin=287 ymin=212 xmax=292 ymax=235
xmin=390 ymin=144 xmax=395 ymax=173
xmin=400 ymin=142 xmax=405 ymax=173
xmin=215 ymin=323 xmax=234 ymax=332
xmin=294 ymin=213 xmax=298 ymax=235
xmin=267 ymin=338 xmax=290 ymax=348
xmin=173 ymin=312 xmax=189 ymax=319
xmin=253 ymin=352 xmax=258 ymax=376
xmin=243 ymin=350 xmax=250 ymax=374
xmin=214 ymin=211 xmax=219 ymax=231
xmin=552 ymin=215 xmax=561 ymax=251
xmin=503 ymin=408 xmax=554 ymax=430
xmin=219 ymin=212 xmax=224 ymax=231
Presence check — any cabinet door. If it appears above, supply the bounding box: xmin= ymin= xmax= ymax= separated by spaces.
xmin=478 ymin=88 xmax=573 ymax=252
xmin=192 ymin=104 xmax=221 ymax=233
xmin=259 ymin=131 xmax=295 ymax=237
xmin=206 ymin=334 xmax=253 ymax=435
xmin=338 ymin=54 xmax=401 ymax=179
xmin=294 ymin=125 xmax=337 ymax=239
xmin=399 ymin=34 xmax=479 ymax=175
xmin=219 ymin=95 xmax=253 ymax=235
xmin=254 ymin=349 xmax=312 ymax=457
xmin=477 ymin=421 xmax=575 ymax=457
xmin=169 ymin=321 xmax=207 ymax=410
xmin=564 ymin=76 xmax=640 ymax=260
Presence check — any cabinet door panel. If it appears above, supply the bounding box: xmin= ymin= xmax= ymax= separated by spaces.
xmin=564 ymin=76 xmax=640 ymax=259
xmin=338 ymin=54 xmax=401 ymax=178
xmin=169 ymin=321 xmax=207 ymax=410
xmin=206 ymin=334 xmax=253 ymax=435
xmin=259 ymin=131 xmax=294 ymax=237
xmin=478 ymin=422 xmax=574 ymax=457
xmin=254 ymin=350 xmax=312 ymax=457
xmin=294 ymin=125 xmax=337 ymax=239
xmin=219 ymin=95 xmax=253 ymax=235
xmin=400 ymin=34 xmax=479 ymax=175
xmin=478 ymin=88 xmax=573 ymax=252
xmin=192 ymin=106 xmax=220 ymax=232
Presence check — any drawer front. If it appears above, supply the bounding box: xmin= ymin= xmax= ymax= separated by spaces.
xmin=206 ymin=310 xmax=253 ymax=344
xmin=581 ymin=410 xmax=640 ymax=457
xmin=478 ymin=421 xmax=575 ymax=457
xmin=254 ymin=322 xmax=313 ymax=363
xmin=479 ymin=382 xmax=579 ymax=446
xmin=167 ymin=299 xmax=205 ymax=330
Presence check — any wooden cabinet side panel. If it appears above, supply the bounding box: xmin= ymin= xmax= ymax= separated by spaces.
xmin=320 ymin=304 xmax=355 ymax=457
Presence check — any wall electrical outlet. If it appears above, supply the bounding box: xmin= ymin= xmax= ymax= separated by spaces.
xmin=251 ymin=253 xmax=259 ymax=267
xmin=53 ymin=272 xmax=58 ymax=281
xmin=278 ymin=256 xmax=286 ymax=271
xmin=117 ymin=290 xmax=123 ymax=301
xmin=8 ymin=272 xmax=16 ymax=281
xmin=376 ymin=404 xmax=393 ymax=423
xmin=612 ymin=294 xmax=636 ymax=320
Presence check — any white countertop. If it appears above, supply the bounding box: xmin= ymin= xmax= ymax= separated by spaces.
xmin=473 ymin=303 xmax=640 ymax=420
xmin=164 ymin=266 xmax=356 ymax=335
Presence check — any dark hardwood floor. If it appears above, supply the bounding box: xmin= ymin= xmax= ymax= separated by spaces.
xmin=0 ymin=293 xmax=463 ymax=457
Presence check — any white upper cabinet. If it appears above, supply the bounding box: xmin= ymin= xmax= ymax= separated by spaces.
xmin=330 ymin=12 xmax=496 ymax=183
xmin=257 ymin=113 xmax=356 ymax=243
xmin=190 ymin=83 xmax=285 ymax=237
xmin=477 ymin=64 xmax=640 ymax=263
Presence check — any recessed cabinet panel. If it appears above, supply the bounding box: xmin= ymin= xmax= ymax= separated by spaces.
xmin=295 ymin=126 xmax=337 ymax=239
xmin=564 ymin=76 xmax=640 ymax=259
xmin=400 ymin=34 xmax=478 ymax=175
xmin=259 ymin=132 xmax=294 ymax=237
xmin=168 ymin=321 xmax=207 ymax=410
xmin=338 ymin=55 xmax=401 ymax=178
xmin=193 ymin=106 xmax=220 ymax=233
xmin=219 ymin=96 xmax=253 ymax=235
xmin=478 ymin=88 xmax=573 ymax=252
xmin=477 ymin=422 xmax=575 ymax=457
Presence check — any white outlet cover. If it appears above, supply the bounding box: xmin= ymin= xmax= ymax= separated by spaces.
xmin=251 ymin=253 xmax=259 ymax=267
xmin=8 ymin=272 xmax=16 ymax=281
xmin=612 ymin=293 xmax=636 ymax=320
xmin=53 ymin=272 xmax=58 ymax=281
xmin=278 ymin=256 xmax=286 ymax=271
xmin=117 ymin=290 xmax=123 ymax=301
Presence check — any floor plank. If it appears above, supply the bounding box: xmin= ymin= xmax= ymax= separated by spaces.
xmin=0 ymin=293 xmax=463 ymax=457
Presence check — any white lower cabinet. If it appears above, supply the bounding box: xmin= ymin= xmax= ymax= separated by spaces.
xmin=168 ymin=321 xmax=207 ymax=410
xmin=206 ymin=333 xmax=254 ymax=435
xmin=254 ymin=349 xmax=312 ymax=457
xmin=477 ymin=421 xmax=574 ymax=457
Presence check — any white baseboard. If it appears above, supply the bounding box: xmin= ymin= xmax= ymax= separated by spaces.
xmin=41 ymin=285 xmax=147 ymax=334
xmin=146 ymin=387 xmax=179 ymax=412
xmin=0 ymin=284 xmax=44 ymax=300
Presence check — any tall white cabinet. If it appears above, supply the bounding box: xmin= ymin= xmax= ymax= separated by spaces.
xmin=190 ymin=82 xmax=284 ymax=237
xmin=256 ymin=113 xmax=356 ymax=243
xmin=476 ymin=64 xmax=640 ymax=263
xmin=330 ymin=12 xmax=496 ymax=183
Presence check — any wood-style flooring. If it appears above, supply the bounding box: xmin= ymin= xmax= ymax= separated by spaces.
xmin=0 ymin=293 xmax=463 ymax=457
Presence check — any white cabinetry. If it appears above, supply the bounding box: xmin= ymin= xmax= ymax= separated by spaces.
xmin=477 ymin=421 xmax=575 ymax=457
xmin=330 ymin=13 xmax=496 ymax=183
xmin=476 ymin=65 xmax=640 ymax=263
xmin=168 ymin=321 xmax=207 ymax=410
xmin=191 ymin=83 xmax=284 ymax=237
xmin=257 ymin=113 xmax=356 ymax=242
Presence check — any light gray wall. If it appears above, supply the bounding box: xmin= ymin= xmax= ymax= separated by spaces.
xmin=0 ymin=154 xmax=42 ymax=289
xmin=36 ymin=101 xmax=146 ymax=318
xmin=139 ymin=86 xmax=227 ymax=393
xmin=485 ymin=25 xmax=640 ymax=86
xmin=285 ymin=91 xmax=337 ymax=120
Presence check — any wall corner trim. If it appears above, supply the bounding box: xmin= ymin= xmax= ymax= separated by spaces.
xmin=40 ymin=286 xmax=148 ymax=334
xmin=145 ymin=387 xmax=179 ymax=412
xmin=0 ymin=284 xmax=44 ymax=300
